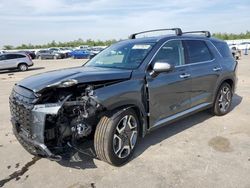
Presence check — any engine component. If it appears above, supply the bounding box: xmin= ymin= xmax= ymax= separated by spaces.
xmin=71 ymin=123 xmax=91 ymax=138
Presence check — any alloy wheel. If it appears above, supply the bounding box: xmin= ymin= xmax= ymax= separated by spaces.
xmin=113 ymin=115 xmax=138 ymax=159
xmin=218 ymin=86 xmax=232 ymax=113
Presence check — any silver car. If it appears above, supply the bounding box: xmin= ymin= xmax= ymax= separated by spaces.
xmin=0 ymin=53 xmax=33 ymax=71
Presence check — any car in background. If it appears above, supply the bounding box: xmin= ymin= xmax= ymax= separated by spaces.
xmin=36 ymin=50 xmax=64 ymax=60
xmin=237 ymin=42 xmax=250 ymax=50
xmin=89 ymin=46 xmax=106 ymax=55
xmin=78 ymin=45 xmax=89 ymax=50
xmin=0 ymin=50 xmax=6 ymax=54
xmin=69 ymin=49 xmax=92 ymax=59
xmin=0 ymin=53 xmax=33 ymax=71
xmin=17 ymin=50 xmax=36 ymax=59
xmin=48 ymin=48 xmax=67 ymax=58
xmin=229 ymin=45 xmax=241 ymax=60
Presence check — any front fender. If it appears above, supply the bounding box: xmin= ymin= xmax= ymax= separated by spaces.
xmin=92 ymin=79 xmax=146 ymax=116
xmin=92 ymin=79 xmax=148 ymax=136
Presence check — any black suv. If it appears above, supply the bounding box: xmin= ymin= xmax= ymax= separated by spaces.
xmin=9 ymin=28 xmax=237 ymax=166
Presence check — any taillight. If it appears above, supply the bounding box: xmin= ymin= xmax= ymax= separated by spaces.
xmin=28 ymin=54 xmax=32 ymax=60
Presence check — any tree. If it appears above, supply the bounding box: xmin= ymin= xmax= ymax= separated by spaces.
xmin=3 ymin=45 xmax=14 ymax=50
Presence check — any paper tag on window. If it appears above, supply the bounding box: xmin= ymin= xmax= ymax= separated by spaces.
xmin=132 ymin=45 xmax=151 ymax=50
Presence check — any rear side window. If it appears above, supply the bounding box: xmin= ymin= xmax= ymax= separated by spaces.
xmin=212 ymin=41 xmax=233 ymax=58
xmin=184 ymin=40 xmax=213 ymax=64
xmin=5 ymin=54 xmax=26 ymax=60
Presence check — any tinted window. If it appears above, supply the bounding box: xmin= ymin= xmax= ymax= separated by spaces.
xmin=212 ymin=41 xmax=233 ymax=58
xmin=5 ymin=54 xmax=25 ymax=60
xmin=184 ymin=40 xmax=213 ymax=64
xmin=15 ymin=54 xmax=26 ymax=58
xmin=0 ymin=55 xmax=6 ymax=61
xmin=153 ymin=40 xmax=185 ymax=66
xmin=39 ymin=50 xmax=48 ymax=53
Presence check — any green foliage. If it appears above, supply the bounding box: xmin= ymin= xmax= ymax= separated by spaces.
xmin=5 ymin=31 xmax=250 ymax=50
xmin=213 ymin=31 xmax=250 ymax=40
xmin=3 ymin=45 xmax=14 ymax=50
xmin=11 ymin=38 xmax=118 ymax=50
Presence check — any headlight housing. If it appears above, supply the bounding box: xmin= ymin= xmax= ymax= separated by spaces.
xmin=47 ymin=79 xmax=78 ymax=88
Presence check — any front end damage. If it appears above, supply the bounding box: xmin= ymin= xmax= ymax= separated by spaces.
xmin=9 ymin=82 xmax=107 ymax=161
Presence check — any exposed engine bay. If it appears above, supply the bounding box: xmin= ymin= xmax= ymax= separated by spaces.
xmin=10 ymin=80 xmax=123 ymax=161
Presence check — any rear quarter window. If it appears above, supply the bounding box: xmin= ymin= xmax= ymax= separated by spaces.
xmin=212 ymin=41 xmax=233 ymax=58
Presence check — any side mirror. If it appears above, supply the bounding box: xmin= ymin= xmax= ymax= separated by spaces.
xmin=150 ymin=61 xmax=173 ymax=77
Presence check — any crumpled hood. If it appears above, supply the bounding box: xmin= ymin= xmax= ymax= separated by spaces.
xmin=17 ymin=66 xmax=132 ymax=92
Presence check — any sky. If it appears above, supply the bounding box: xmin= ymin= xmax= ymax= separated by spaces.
xmin=0 ymin=0 xmax=250 ymax=47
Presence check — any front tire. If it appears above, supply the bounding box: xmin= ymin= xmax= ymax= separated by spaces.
xmin=94 ymin=108 xmax=139 ymax=166
xmin=212 ymin=83 xmax=233 ymax=116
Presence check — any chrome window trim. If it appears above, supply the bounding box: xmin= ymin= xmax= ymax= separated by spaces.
xmin=175 ymin=58 xmax=215 ymax=68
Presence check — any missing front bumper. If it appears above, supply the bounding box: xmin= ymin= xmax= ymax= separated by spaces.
xmin=12 ymin=119 xmax=62 ymax=161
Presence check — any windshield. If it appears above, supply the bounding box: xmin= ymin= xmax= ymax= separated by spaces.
xmin=85 ymin=42 xmax=155 ymax=69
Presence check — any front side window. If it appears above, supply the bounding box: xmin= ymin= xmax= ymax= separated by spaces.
xmin=85 ymin=42 xmax=155 ymax=69
xmin=153 ymin=40 xmax=185 ymax=66
xmin=184 ymin=40 xmax=213 ymax=64
xmin=0 ymin=55 xmax=6 ymax=61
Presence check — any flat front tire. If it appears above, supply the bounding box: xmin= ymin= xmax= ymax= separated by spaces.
xmin=94 ymin=108 xmax=139 ymax=166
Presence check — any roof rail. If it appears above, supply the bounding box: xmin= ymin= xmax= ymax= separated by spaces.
xmin=182 ymin=31 xmax=211 ymax=38
xmin=129 ymin=28 xmax=182 ymax=39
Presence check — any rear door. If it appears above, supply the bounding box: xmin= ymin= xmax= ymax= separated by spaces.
xmin=4 ymin=54 xmax=19 ymax=68
xmin=147 ymin=40 xmax=192 ymax=128
xmin=183 ymin=40 xmax=222 ymax=107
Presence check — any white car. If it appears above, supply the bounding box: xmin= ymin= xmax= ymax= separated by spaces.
xmin=236 ymin=42 xmax=250 ymax=50
xmin=0 ymin=53 xmax=33 ymax=71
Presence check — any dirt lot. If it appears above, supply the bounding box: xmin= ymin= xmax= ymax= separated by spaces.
xmin=0 ymin=57 xmax=249 ymax=188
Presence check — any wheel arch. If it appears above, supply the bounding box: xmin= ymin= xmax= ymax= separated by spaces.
xmin=218 ymin=78 xmax=235 ymax=93
xmin=104 ymin=104 xmax=148 ymax=138
xmin=17 ymin=62 xmax=28 ymax=69
xmin=213 ymin=77 xmax=235 ymax=103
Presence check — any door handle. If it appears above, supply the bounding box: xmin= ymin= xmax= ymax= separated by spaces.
xmin=213 ymin=67 xmax=222 ymax=72
xmin=179 ymin=73 xmax=191 ymax=79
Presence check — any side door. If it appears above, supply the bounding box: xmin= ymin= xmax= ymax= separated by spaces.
xmin=146 ymin=40 xmax=192 ymax=128
xmin=44 ymin=51 xmax=51 ymax=58
xmin=4 ymin=54 xmax=18 ymax=68
xmin=0 ymin=54 xmax=8 ymax=69
xmin=183 ymin=40 xmax=222 ymax=107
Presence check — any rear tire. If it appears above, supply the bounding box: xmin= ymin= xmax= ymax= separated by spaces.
xmin=18 ymin=64 xmax=28 ymax=71
xmin=94 ymin=108 xmax=139 ymax=166
xmin=212 ymin=82 xmax=233 ymax=116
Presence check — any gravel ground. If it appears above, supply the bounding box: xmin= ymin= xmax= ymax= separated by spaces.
xmin=0 ymin=57 xmax=249 ymax=188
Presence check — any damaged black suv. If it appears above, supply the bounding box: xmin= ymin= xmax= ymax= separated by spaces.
xmin=10 ymin=28 xmax=237 ymax=166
